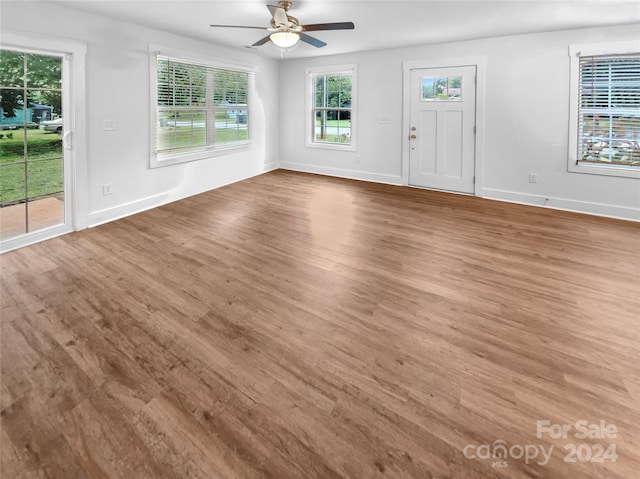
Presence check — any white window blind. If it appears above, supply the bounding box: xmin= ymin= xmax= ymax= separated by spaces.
xmin=577 ymin=54 xmax=640 ymax=168
xmin=155 ymin=55 xmax=251 ymax=160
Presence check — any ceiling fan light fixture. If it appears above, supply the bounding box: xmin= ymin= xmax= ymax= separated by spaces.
xmin=270 ymin=31 xmax=300 ymax=48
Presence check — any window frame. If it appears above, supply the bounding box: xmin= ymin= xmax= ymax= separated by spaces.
xmin=305 ymin=64 xmax=357 ymax=152
xmin=568 ymin=41 xmax=640 ymax=179
xmin=149 ymin=45 xmax=255 ymax=168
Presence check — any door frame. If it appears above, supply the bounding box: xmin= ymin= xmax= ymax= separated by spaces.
xmin=1 ymin=31 xmax=87 ymax=253
xmin=402 ymin=56 xmax=486 ymax=197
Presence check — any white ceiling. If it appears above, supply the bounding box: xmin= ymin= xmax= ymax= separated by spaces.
xmin=51 ymin=0 xmax=640 ymax=59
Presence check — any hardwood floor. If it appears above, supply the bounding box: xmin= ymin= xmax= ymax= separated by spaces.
xmin=1 ymin=169 xmax=638 ymax=478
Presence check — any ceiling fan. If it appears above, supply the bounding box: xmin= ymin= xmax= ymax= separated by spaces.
xmin=210 ymin=1 xmax=355 ymax=50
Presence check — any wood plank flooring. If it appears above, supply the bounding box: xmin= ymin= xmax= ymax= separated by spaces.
xmin=1 ymin=169 xmax=639 ymax=478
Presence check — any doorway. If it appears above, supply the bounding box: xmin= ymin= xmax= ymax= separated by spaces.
xmin=0 ymin=39 xmax=83 ymax=253
xmin=407 ymin=64 xmax=477 ymax=194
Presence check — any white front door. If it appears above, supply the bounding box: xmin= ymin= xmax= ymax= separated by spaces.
xmin=409 ymin=65 xmax=476 ymax=194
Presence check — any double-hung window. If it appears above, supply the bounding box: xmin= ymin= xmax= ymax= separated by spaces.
xmin=150 ymin=49 xmax=254 ymax=167
xmin=569 ymin=42 xmax=640 ymax=178
xmin=306 ymin=64 xmax=357 ymax=151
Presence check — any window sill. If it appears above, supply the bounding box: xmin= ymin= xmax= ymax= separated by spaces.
xmin=305 ymin=141 xmax=356 ymax=152
xmin=150 ymin=142 xmax=251 ymax=168
xmin=568 ymin=161 xmax=640 ymax=179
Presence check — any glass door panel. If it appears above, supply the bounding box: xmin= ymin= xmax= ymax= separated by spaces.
xmin=0 ymin=49 xmax=64 ymax=242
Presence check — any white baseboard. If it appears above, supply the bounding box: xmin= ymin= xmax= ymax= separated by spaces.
xmin=278 ymin=165 xmax=638 ymax=221
xmin=262 ymin=162 xmax=279 ymax=173
xmin=88 ymin=163 xmax=279 ymax=228
xmin=85 ymin=167 xmax=638 ymax=228
xmin=88 ymin=193 xmax=171 ymax=227
xmin=279 ymin=162 xmax=403 ymax=186
xmin=482 ymin=188 xmax=640 ymax=222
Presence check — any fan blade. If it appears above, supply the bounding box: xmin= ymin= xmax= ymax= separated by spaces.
xmin=267 ymin=4 xmax=289 ymax=26
xmin=299 ymin=33 xmax=327 ymax=48
xmin=302 ymin=22 xmax=355 ymax=32
xmin=252 ymin=34 xmax=272 ymax=47
xmin=210 ymin=25 xmax=268 ymax=30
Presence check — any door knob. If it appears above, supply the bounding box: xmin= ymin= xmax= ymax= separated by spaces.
xmin=411 ymin=126 xmax=416 ymax=131
xmin=411 ymin=134 xmax=417 ymax=139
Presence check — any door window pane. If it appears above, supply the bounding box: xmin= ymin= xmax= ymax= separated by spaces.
xmin=0 ymin=201 xmax=26 ymax=240
xmin=27 ymin=54 xmax=62 ymax=89
xmin=0 ymin=87 xmax=25 ymax=127
xmin=0 ymin=162 xmax=26 ymax=204
xmin=28 ymin=193 xmax=64 ymax=231
xmin=28 ymin=89 xmax=62 ymax=128
xmin=0 ymin=48 xmax=65 ymax=241
xmin=28 ymin=126 xmax=63 ymax=161
xmin=0 ymin=120 xmax=25 ymax=166
xmin=0 ymin=50 xmax=24 ymax=88
xmin=422 ymin=76 xmax=462 ymax=101
xmin=27 ymin=158 xmax=63 ymax=199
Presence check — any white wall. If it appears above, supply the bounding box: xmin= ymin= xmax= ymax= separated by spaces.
xmin=1 ymin=1 xmax=280 ymax=227
xmin=2 ymin=2 xmax=638 ymax=224
xmin=279 ymin=24 xmax=640 ymax=220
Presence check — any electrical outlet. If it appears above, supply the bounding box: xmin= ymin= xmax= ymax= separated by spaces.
xmin=528 ymin=173 xmax=539 ymax=184
xmin=103 ymin=183 xmax=112 ymax=195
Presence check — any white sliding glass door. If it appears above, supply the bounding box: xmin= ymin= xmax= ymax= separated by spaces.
xmin=0 ymin=33 xmax=85 ymax=253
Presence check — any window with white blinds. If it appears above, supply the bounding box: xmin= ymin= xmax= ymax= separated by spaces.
xmin=576 ymin=54 xmax=640 ymax=170
xmin=153 ymin=54 xmax=252 ymax=165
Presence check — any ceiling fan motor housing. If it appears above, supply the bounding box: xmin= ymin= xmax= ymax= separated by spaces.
xmin=210 ymin=1 xmax=354 ymax=49
xmin=270 ymin=15 xmax=300 ymax=31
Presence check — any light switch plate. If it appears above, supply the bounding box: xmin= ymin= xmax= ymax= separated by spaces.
xmin=378 ymin=115 xmax=392 ymax=124
xmin=103 ymin=120 xmax=117 ymax=131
